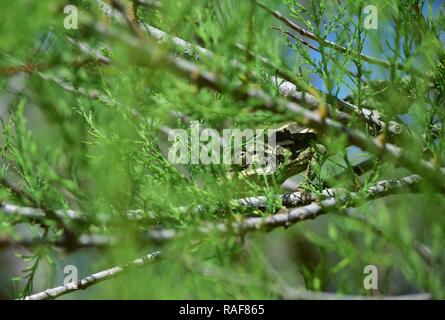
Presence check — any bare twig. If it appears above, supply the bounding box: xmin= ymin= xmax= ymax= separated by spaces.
xmin=67 ymin=38 xmax=110 ymax=65
xmin=22 ymin=250 xmax=161 ymax=300
xmin=0 ymin=201 xmax=81 ymax=221
xmin=0 ymin=234 xmax=112 ymax=249
xmin=207 ymin=175 xmax=421 ymax=234
xmin=0 ymin=229 xmax=176 ymax=249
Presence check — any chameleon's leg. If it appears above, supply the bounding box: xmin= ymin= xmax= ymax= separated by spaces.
xmin=305 ymin=159 xmax=316 ymax=182
xmin=300 ymin=144 xmax=327 ymax=189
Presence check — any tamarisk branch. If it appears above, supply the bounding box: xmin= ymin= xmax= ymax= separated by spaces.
xmin=22 ymin=250 xmax=161 ymax=300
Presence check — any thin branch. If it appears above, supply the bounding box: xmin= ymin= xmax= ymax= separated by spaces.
xmin=206 ymin=175 xmax=421 ymax=234
xmin=0 ymin=201 xmax=82 ymax=221
xmin=251 ymin=0 xmax=421 ymax=75
xmin=0 ymin=234 xmax=112 ymax=249
xmin=67 ymin=38 xmax=110 ymax=65
xmin=0 ymin=229 xmax=175 ymax=250
xmin=36 ymin=72 xmax=112 ymax=103
xmin=0 ymin=178 xmax=78 ymax=248
xmin=22 ymin=250 xmax=161 ymax=300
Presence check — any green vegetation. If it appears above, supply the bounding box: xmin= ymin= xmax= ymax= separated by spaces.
xmin=0 ymin=0 xmax=444 ymax=299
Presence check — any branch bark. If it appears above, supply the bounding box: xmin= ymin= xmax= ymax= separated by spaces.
xmin=206 ymin=175 xmax=421 ymax=234
xmin=22 ymin=250 xmax=161 ymax=300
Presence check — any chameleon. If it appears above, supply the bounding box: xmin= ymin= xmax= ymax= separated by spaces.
xmin=228 ymin=123 xmax=325 ymax=189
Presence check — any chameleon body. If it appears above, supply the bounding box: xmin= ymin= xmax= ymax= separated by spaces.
xmin=229 ymin=123 xmax=324 ymax=188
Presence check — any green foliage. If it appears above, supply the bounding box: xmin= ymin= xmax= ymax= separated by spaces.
xmin=0 ymin=0 xmax=444 ymax=299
